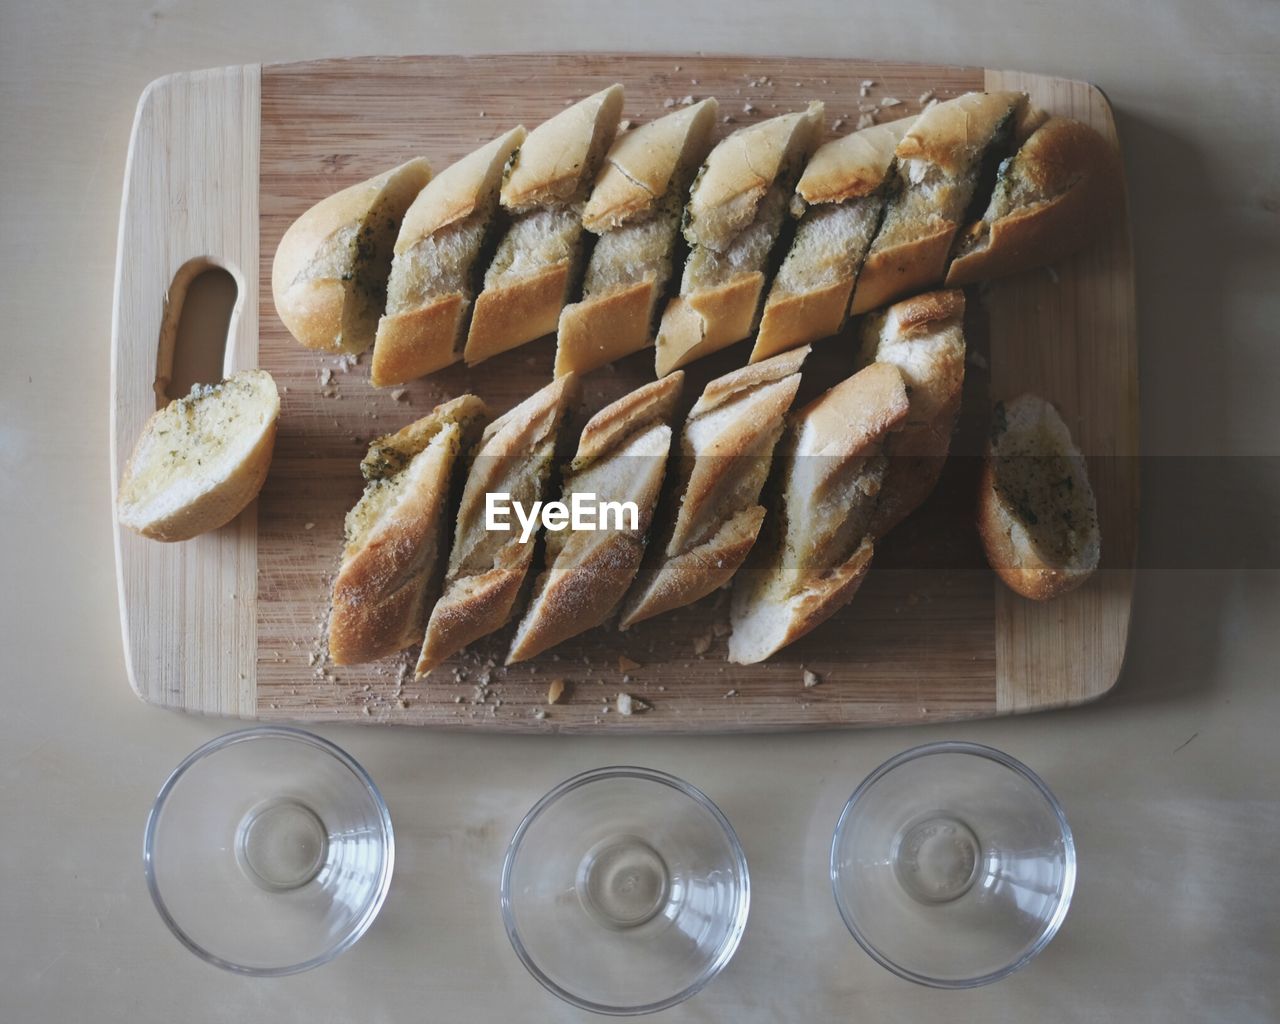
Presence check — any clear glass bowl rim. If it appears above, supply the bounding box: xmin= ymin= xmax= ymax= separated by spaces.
xmin=499 ymin=765 xmax=751 ymax=1016
xmin=829 ymin=739 xmax=1076 ymax=990
xmin=142 ymin=725 xmax=395 ymax=977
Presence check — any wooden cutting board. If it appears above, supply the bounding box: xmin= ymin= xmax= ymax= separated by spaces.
xmin=110 ymin=54 xmax=1137 ymax=732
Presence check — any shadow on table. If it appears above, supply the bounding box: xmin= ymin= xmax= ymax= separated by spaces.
xmin=1089 ymin=107 xmax=1279 ymax=710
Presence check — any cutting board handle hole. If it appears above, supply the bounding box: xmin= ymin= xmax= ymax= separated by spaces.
xmin=154 ymin=259 xmax=239 ymax=409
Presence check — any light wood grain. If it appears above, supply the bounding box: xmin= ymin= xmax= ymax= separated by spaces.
xmin=111 ymin=65 xmax=261 ymax=717
xmin=113 ymin=54 xmax=1137 ymax=731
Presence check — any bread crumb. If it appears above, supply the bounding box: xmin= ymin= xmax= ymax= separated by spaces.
xmin=803 ymin=668 xmax=822 ymax=688
xmin=617 ymin=119 xmax=632 ymax=132
xmin=722 ymin=114 xmax=735 ymax=124
xmin=711 ymin=621 xmax=730 ymax=638
xmin=304 ymin=522 xmax=315 ymax=531
xmin=616 ymin=693 xmax=651 ymax=715
xmin=533 ymin=708 xmax=547 ymax=720
xmin=724 ymin=689 xmax=738 ymax=698
xmin=390 ymin=389 xmax=407 ymax=402
xmin=679 ymin=95 xmax=695 ymax=106
xmin=743 ymin=102 xmax=756 ymax=114
xmin=674 ymin=64 xmax=681 ymax=71
xmin=880 ymin=96 xmax=902 ymax=108
xmin=856 ymin=113 xmax=876 ymax=130
xmin=923 ymin=97 xmax=938 ymax=112
xmin=860 ymin=79 xmax=874 ymax=96
xmin=918 ymin=90 xmax=934 ymax=104
xmin=618 ymin=655 xmax=642 ymax=672
xmin=547 ymin=678 xmax=566 ymax=704
xmin=692 ymin=633 xmax=713 ymax=656
xmin=453 ymin=695 xmax=462 ymax=703
xmin=831 ymin=117 xmax=845 ymax=131
xmin=663 ymin=97 xmax=676 ymax=108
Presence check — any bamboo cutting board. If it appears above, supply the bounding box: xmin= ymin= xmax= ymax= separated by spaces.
xmin=110 ymin=54 xmax=1138 ymax=732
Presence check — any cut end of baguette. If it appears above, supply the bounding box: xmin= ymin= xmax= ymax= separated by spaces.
xmin=117 ymin=369 xmax=280 ymax=542
xmin=850 ymin=222 xmax=956 ymax=315
xmin=465 ymin=260 xmax=574 ymax=365
xmin=272 ymin=158 xmax=432 ymax=353
xmin=946 ymin=116 xmax=1123 ymax=286
xmin=977 ymin=394 xmax=1100 ymax=601
xmin=371 ymin=293 xmax=467 ymax=386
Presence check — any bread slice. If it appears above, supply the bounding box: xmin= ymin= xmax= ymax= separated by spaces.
xmin=556 ymin=100 xmax=719 ymax=377
xmin=272 ymin=158 xmax=432 ymax=353
xmin=977 ymin=394 xmax=1100 ymax=600
xmin=370 ymin=128 xmax=526 ymax=386
xmin=619 ymin=346 xmax=809 ymax=628
xmin=328 ymin=396 xmax=487 ymax=665
xmin=858 ymin=289 xmax=966 ymax=537
xmin=507 ymin=375 xmax=684 ymax=662
xmin=753 ymin=116 xmax=915 ymax=362
xmin=654 ymin=104 xmax=824 ymax=377
xmin=946 ymin=116 xmax=1123 ymax=286
xmin=728 ymin=362 xmax=910 ymax=663
xmin=463 ymin=86 xmax=624 ymax=366
xmin=416 ymin=374 xmax=580 ymax=674
xmin=850 ymin=92 xmax=1027 ymax=315
xmin=116 ymin=369 xmax=280 ymax=542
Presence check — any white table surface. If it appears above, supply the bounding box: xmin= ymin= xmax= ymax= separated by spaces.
xmin=2 ymin=0 xmax=1278 ymax=1020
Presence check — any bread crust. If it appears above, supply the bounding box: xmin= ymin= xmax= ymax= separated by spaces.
xmin=272 ymin=158 xmax=432 ymax=353
xmin=328 ymin=395 xmax=487 ymax=665
xmin=583 ymin=99 xmax=718 ymax=232
xmin=555 ymin=278 xmax=659 ymax=377
xmin=946 ymin=116 xmax=1123 ymax=286
xmin=751 ymin=277 xmax=853 ymax=363
xmin=370 ymin=294 xmax=466 ymax=386
xmin=683 ymin=102 xmax=824 ymax=252
xmin=728 ymin=362 xmax=910 ymax=663
xmin=507 ymin=376 xmax=683 ymax=662
xmin=416 ymin=375 xmax=580 ymax=674
xmin=620 ymin=347 xmax=809 ymax=628
xmin=398 ymin=127 xmax=526 ymax=242
xmin=850 ymin=221 xmax=954 ymax=315
xmin=464 ymin=261 xmax=573 ymax=365
xmin=860 ymin=289 xmax=967 ymax=536
xmin=894 ymin=91 xmax=1025 ymax=174
xmin=117 ymin=370 xmax=280 ymax=542
xmin=653 ymin=273 xmax=765 ymax=377
xmin=975 ymin=394 xmax=1100 ymax=600
xmin=501 ymin=85 xmax=625 ymax=211
xmin=796 ymin=115 xmax=915 ymax=205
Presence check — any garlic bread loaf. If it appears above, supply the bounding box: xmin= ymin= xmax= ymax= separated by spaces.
xmin=507 ymin=375 xmax=684 ymax=662
xmin=116 ymin=369 xmax=280 ymax=542
xmin=371 ymin=128 xmax=526 ymax=386
xmin=416 ymin=374 xmax=580 ymax=674
xmin=620 ymin=346 xmax=809 ymax=628
xmin=463 ymin=86 xmax=625 ymax=366
xmin=977 ymin=394 xmax=1100 ymax=600
xmin=272 ymin=158 xmax=432 ymax=353
xmin=654 ymin=104 xmax=824 ymax=376
xmin=753 ymin=116 xmax=915 ymax=362
xmin=851 ymin=92 xmax=1028 ymax=315
xmin=328 ymin=396 xmax=487 ymax=665
xmin=946 ymin=116 xmax=1123 ymax=286
xmin=556 ymin=100 xmax=718 ymax=377
xmin=729 ymin=362 xmax=909 ymax=663
xmin=858 ymin=289 xmax=967 ymax=537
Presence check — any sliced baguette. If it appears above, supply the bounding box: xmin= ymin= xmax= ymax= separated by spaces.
xmin=463 ymin=86 xmax=624 ymax=366
xmin=858 ymin=289 xmax=966 ymax=537
xmin=328 ymin=396 xmax=487 ymax=665
xmin=850 ymin=92 xmax=1026 ymax=315
xmin=272 ymin=158 xmax=432 ymax=354
xmin=753 ymin=116 xmax=915 ymax=361
xmin=654 ymin=104 xmax=824 ymax=377
xmin=116 ymin=369 xmax=280 ymax=542
xmin=507 ymin=375 xmax=684 ymax=662
xmin=556 ymin=100 xmax=719 ymax=377
xmin=416 ymin=374 xmax=580 ymax=674
xmin=977 ymin=394 xmax=1100 ymax=600
xmin=946 ymin=116 xmax=1123 ymax=286
xmin=371 ymin=128 xmax=526 ymax=386
xmin=619 ymin=346 xmax=809 ymax=628
xmin=728 ymin=362 xmax=910 ymax=663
